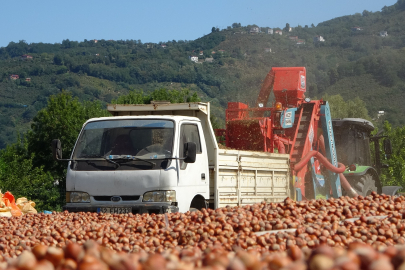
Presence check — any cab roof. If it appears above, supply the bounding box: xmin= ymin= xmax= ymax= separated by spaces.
xmin=84 ymin=115 xmax=201 ymax=126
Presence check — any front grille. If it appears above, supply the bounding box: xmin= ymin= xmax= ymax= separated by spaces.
xmin=93 ymin=196 xmax=140 ymax=201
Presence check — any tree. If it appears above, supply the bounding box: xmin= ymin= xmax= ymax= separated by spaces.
xmin=396 ymin=0 xmax=405 ymax=10
xmin=323 ymin=94 xmax=347 ymax=118
xmin=112 ymin=88 xmax=200 ymax=105
xmin=346 ymin=97 xmax=370 ymax=119
xmin=328 ymin=68 xmax=339 ymax=85
xmin=379 ymin=121 xmax=405 ymax=188
xmin=284 ymin=23 xmax=290 ymax=32
xmin=26 ymin=91 xmax=109 ymax=176
xmin=232 ymin=23 xmax=241 ymax=28
xmin=323 ymin=94 xmax=371 ymax=120
xmin=0 ymin=139 xmax=60 ymax=211
xmin=53 ymin=54 xmax=63 ymax=65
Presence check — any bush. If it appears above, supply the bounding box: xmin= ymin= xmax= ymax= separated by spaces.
xmin=0 ymin=139 xmax=61 ymax=211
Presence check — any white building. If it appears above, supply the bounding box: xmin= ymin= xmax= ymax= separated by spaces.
xmin=250 ymin=27 xmax=260 ymax=34
xmin=313 ymin=36 xmax=325 ymax=42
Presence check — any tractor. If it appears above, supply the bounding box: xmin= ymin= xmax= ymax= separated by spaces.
xmin=333 ymin=118 xmax=399 ymax=196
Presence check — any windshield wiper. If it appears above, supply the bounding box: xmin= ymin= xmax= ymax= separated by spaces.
xmin=104 ymin=158 xmax=120 ymax=168
xmin=106 ymin=155 xmax=156 ymax=168
xmin=79 ymin=156 xmax=120 ymax=168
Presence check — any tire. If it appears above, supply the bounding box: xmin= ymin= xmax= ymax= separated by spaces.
xmin=348 ymin=173 xmax=378 ymax=197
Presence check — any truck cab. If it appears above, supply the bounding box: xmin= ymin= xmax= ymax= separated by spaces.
xmin=62 ymin=115 xmax=209 ymax=214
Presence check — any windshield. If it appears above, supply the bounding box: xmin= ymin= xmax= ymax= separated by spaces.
xmin=73 ymin=119 xmax=174 ymax=160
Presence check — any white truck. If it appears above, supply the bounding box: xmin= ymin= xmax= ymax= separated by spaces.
xmin=52 ymin=102 xmax=291 ymax=214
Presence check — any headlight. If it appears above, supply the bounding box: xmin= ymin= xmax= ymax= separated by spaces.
xmin=143 ymin=190 xmax=176 ymax=202
xmin=68 ymin=192 xmax=90 ymax=203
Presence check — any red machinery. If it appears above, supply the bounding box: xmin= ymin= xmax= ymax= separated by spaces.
xmin=217 ymin=67 xmax=355 ymax=200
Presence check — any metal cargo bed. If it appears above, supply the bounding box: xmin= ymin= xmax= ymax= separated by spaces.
xmin=210 ymin=149 xmax=290 ymax=208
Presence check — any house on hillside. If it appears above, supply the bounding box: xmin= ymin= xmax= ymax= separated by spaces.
xmin=289 ymin=36 xmax=298 ymax=41
xmin=25 ymin=78 xmax=31 ymax=82
xmin=296 ymin=39 xmax=305 ymax=45
xmin=9 ymin=74 xmax=19 ymax=80
xmin=205 ymin=58 xmax=214 ymax=63
xmin=94 ymin=40 xmax=98 ymax=43
xmin=190 ymin=56 xmax=198 ymax=63
xmin=380 ymin=31 xmax=388 ymax=37
xmin=275 ymin=30 xmax=282 ymax=35
xmin=288 ymin=27 xmax=292 ymax=32
xmin=264 ymin=48 xmax=271 ymax=53
xmin=218 ymin=50 xmax=225 ymax=53
xmin=250 ymin=27 xmax=260 ymax=34
xmin=267 ymin=28 xmax=273 ymax=34
xmin=161 ymin=44 xmax=167 ymax=48
xmin=199 ymin=51 xmax=203 ymax=55
xmin=313 ymin=35 xmax=325 ymax=42
xmin=351 ymin=26 xmax=363 ymax=31
xmin=21 ymin=54 xmax=33 ymax=60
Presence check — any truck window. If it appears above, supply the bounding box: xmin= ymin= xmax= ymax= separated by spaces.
xmin=74 ymin=128 xmax=104 ymax=158
xmin=179 ymin=124 xmax=202 ymax=170
xmin=73 ymin=119 xmax=174 ymax=161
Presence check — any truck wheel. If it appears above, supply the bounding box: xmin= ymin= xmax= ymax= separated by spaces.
xmin=350 ymin=173 xmax=378 ymax=197
xmin=189 ymin=196 xmax=206 ymax=212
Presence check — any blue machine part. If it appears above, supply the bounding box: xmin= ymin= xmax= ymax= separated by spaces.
xmin=295 ymin=188 xmax=302 ymax=201
xmin=310 ymin=156 xmax=328 ymax=199
xmin=280 ymin=108 xmax=298 ymax=128
xmin=320 ymin=102 xmax=342 ymax=198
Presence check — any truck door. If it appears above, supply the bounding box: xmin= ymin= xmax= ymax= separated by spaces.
xmin=177 ymin=122 xmax=209 ymax=211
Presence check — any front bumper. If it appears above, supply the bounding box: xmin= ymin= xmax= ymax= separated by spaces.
xmin=63 ymin=203 xmax=179 ymax=214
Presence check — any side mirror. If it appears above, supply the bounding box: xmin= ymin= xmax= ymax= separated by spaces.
xmin=52 ymin=139 xmax=62 ymax=160
xmin=384 ymin=138 xmax=392 ymax=159
xmin=183 ymin=142 xmax=196 ymax=163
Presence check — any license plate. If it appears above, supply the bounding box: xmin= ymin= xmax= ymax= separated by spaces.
xmin=97 ymin=207 xmax=131 ymax=214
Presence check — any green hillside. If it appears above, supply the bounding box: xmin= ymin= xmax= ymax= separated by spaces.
xmin=1 ymin=1 xmax=405 ymax=148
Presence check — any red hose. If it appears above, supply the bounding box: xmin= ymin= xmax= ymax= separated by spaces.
xmin=339 ymin=173 xmax=358 ymax=197
xmin=293 ymin=150 xmax=358 ymax=198
xmin=318 ymin=134 xmax=326 ymax=155
xmin=273 ymin=135 xmax=286 ymax=154
xmin=293 ymin=150 xmax=346 ymax=173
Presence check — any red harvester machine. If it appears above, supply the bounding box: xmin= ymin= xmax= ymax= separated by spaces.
xmin=216 ymin=67 xmax=359 ymax=201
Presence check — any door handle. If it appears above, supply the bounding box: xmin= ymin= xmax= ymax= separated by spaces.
xmin=201 ymin=173 xmax=206 ymax=180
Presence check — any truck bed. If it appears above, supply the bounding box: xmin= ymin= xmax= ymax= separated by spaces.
xmin=210 ymin=149 xmax=291 ymax=208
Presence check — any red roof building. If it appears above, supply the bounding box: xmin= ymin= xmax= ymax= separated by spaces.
xmin=21 ymin=55 xmax=33 ymax=60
